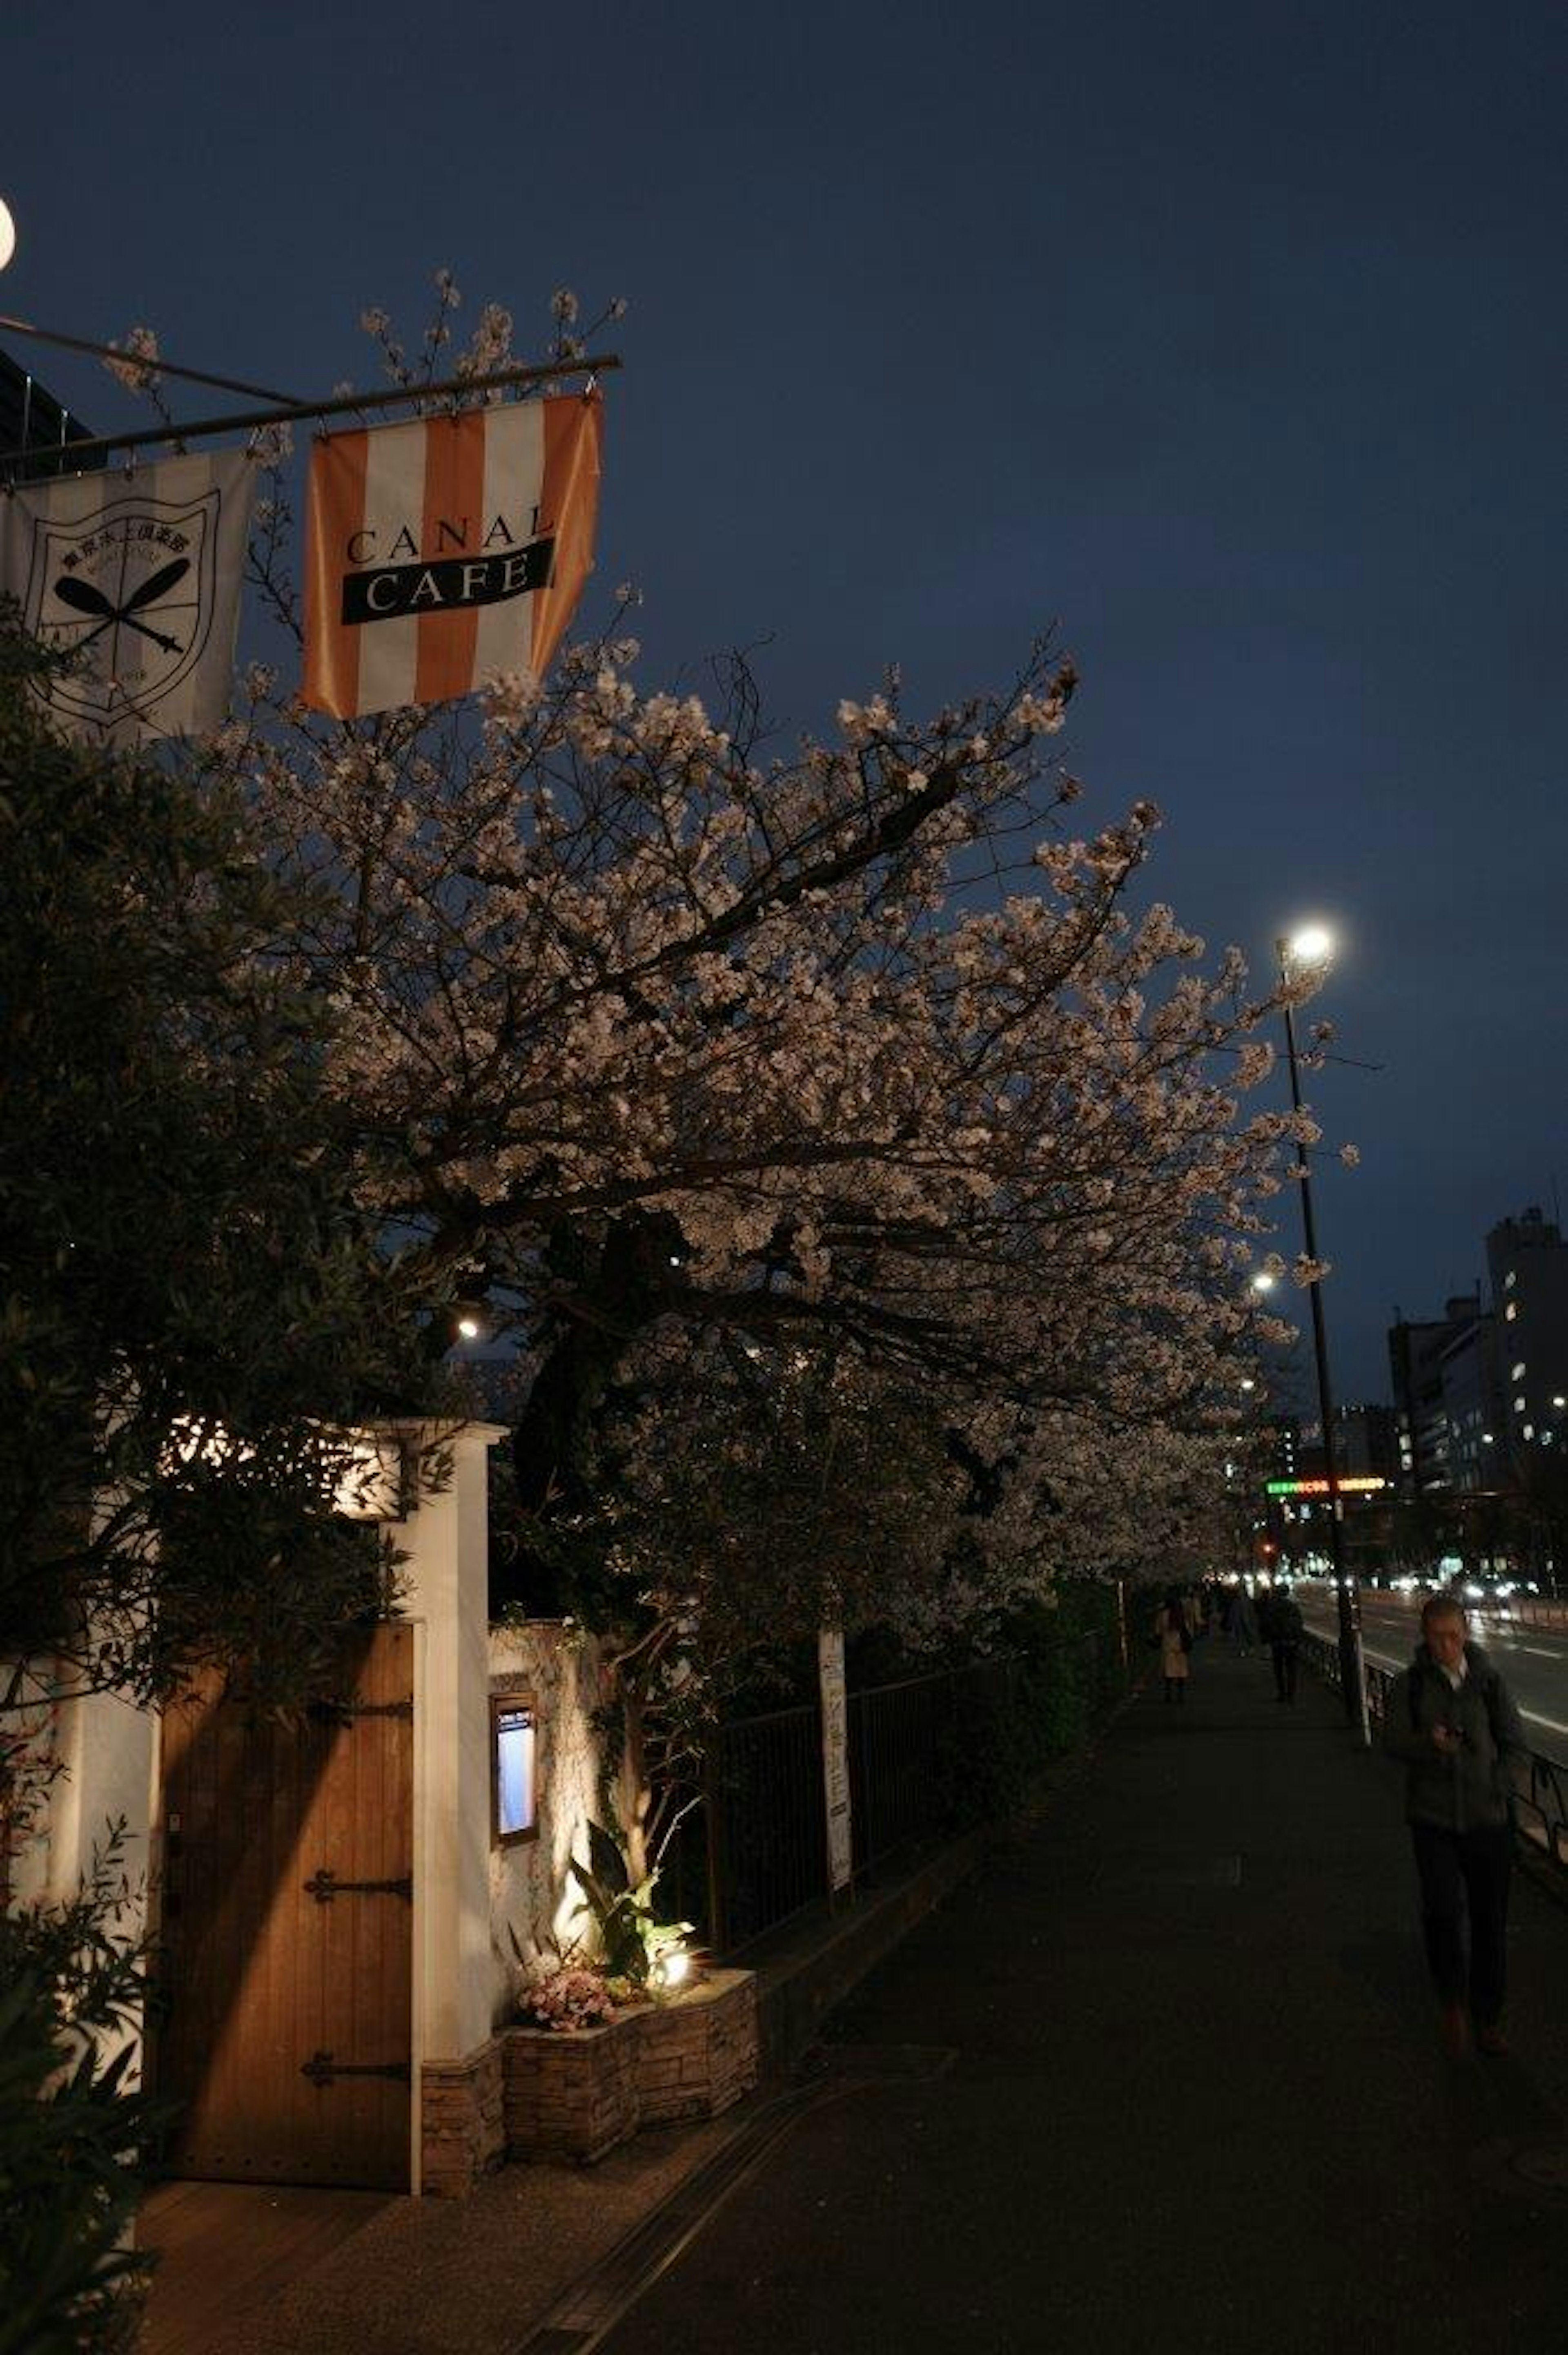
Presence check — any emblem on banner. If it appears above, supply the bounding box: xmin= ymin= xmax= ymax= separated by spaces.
xmin=16 ymin=486 xmax=220 ymax=732
xmin=1 ymin=447 xmax=255 ymax=746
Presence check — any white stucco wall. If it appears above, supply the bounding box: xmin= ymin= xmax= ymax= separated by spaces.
xmin=7 ymin=1421 xmax=599 ymax=2118
xmin=387 ymin=1421 xmax=508 ymax=2071
xmin=486 ymin=1622 xmax=605 ymax=2025
xmin=6 ymin=1673 xmax=158 ymax=2086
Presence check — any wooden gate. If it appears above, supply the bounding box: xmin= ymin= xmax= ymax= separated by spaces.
xmin=154 ymin=1623 xmax=414 ymax=2190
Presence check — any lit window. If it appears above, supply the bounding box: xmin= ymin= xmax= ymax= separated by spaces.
xmin=1512 ymin=1362 xmax=1526 ymax=1381
xmin=492 ymin=1697 xmax=538 ymax=1845
xmin=1505 ymin=1270 xmax=1517 ymax=1289
xmin=1523 ymin=1423 xmax=1535 ymax=1441
xmin=1505 ymin=1302 xmax=1518 ymax=1321
xmin=1514 ymin=1396 xmax=1526 ymax=1413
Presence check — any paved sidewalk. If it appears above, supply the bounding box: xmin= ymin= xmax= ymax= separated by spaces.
xmin=597 ymin=1646 xmax=1568 ymax=2355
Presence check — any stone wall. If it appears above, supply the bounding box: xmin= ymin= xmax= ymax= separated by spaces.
xmin=636 ymin=1968 xmax=759 ymax=2125
xmin=502 ymin=1970 xmax=759 ymax=2165
xmin=420 ymin=2038 xmax=505 ymax=2197
xmin=503 ymin=2012 xmax=641 ymax=2165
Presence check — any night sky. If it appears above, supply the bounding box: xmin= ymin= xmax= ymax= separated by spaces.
xmin=4 ymin=0 xmax=1564 ymax=1402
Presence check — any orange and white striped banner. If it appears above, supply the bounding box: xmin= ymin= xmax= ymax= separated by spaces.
xmin=301 ymin=391 xmax=601 ymax=719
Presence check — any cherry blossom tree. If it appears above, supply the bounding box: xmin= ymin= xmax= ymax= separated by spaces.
xmin=119 ymin=282 xmax=1318 ymax=1631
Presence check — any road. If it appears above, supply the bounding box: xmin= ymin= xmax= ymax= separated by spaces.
xmin=1295 ymin=1583 xmax=1568 ymax=1757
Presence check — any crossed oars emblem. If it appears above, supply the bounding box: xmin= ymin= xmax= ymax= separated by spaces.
xmin=51 ymin=556 xmax=191 ymax=656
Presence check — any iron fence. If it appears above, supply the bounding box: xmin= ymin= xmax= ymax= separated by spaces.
xmin=703 ymin=1700 xmax=825 ymax=1955
xmin=664 ymin=1628 xmax=1119 ymax=1959
xmin=848 ymin=1655 xmax=1017 ymax=1878
xmin=1301 ymin=1631 xmax=1568 ymax=1883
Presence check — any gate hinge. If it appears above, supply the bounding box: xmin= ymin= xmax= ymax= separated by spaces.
xmin=301 ymin=2049 xmax=412 ymax=2088
xmin=309 ymin=1696 xmax=414 ymax=1725
xmin=303 ymin=1868 xmax=413 ymax=1905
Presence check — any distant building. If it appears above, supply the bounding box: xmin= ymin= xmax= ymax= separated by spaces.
xmin=1388 ymin=1293 xmax=1489 ymax=1494
xmin=1386 ymin=1206 xmax=1568 ymax=1501
xmin=0 ymin=344 xmax=98 ymax=483
xmin=1487 ymin=1207 xmax=1568 ymax=1470
xmin=1265 ymin=1413 xmax=1302 ymax=1483
xmin=1437 ymin=1313 xmax=1506 ymax=1493
xmin=1260 ymin=1402 xmax=1395 ymax=1576
xmin=1332 ymin=1401 xmax=1399 ymax=1481
xmin=1290 ymin=1403 xmax=1396 ymax=1483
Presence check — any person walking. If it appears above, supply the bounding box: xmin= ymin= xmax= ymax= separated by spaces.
xmin=1267 ymin=1584 xmax=1304 ymax=1703
xmin=1383 ymin=1594 xmax=1527 ymax=2057
xmin=1155 ymin=1588 xmax=1192 ymax=1705
xmin=1224 ymin=1581 xmax=1258 ymax=1658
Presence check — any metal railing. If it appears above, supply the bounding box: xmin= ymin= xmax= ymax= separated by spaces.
xmin=666 ymin=1628 xmax=1119 ymax=1958
xmin=1302 ymin=1631 xmax=1568 ymax=1881
xmin=848 ymin=1655 xmax=1018 ymax=1879
xmin=1495 ymin=1599 xmax=1568 ymax=1634
xmin=699 ymin=1700 xmax=826 ymax=1957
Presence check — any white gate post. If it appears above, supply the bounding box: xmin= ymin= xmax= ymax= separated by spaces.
xmin=388 ymin=1418 xmax=507 ymax=2192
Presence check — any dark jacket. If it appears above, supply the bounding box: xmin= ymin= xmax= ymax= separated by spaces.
xmin=1270 ymin=1596 xmax=1304 ymax=1646
xmin=1382 ymin=1639 xmax=1527 ymax=1833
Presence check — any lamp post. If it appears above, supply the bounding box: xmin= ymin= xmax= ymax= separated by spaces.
xmin=1277 ymin=926 xmax=1370 ymax=1745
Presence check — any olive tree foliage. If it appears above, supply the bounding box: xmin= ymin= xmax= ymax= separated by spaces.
xmin=0 ymin=1804 xmax=155 ymax=2355
xmin=0 ymin=617 xmax=452 ymax=1718
xmin=0 ymin=614 xmax=460 ymax=2347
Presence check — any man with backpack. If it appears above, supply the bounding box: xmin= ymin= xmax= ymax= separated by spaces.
xmin=1266 ymin=1582 xmax=1304 ymax=1703
xmin=1383 ymin=1594 xmax=1527 ymax=2058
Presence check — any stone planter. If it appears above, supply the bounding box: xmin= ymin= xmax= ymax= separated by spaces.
xmin=502 ymin=1968 xmax=759 ymax=2164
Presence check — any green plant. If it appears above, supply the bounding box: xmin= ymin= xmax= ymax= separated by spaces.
xmin=568 ymin=1819 xmax=690 ymax=1992
xmin=0 ymin=1815 xmax=159 ymax=2355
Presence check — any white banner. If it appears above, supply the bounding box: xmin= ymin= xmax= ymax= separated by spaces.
xmin=819 ymin=1627 xmax=853 ymax=1897
xmin=1 ymin=448 xmax=256 ymax=746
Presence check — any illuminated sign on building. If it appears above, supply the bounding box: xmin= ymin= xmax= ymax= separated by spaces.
xmin=1265 ymin=1475 xmax=1389 ymax=1497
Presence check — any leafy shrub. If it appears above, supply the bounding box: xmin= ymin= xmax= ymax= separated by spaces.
xmin=568 ymin=1819 xmax=691 ymax=1990
xmin=0 ymin=1816 xmax=158 ymax=2355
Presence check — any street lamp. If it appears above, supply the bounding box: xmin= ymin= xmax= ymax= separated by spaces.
xmin=1277 ymin=925 xmax=1370 ymax=1744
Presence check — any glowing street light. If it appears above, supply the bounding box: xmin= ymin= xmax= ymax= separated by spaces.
xmin=1275 ymin=921 xmax=1368 ymax=1744
xmin=0 ymin=198 xmax=16 ymax=273
xmin=1283 ymin=923 xmax=1334 ymax=972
